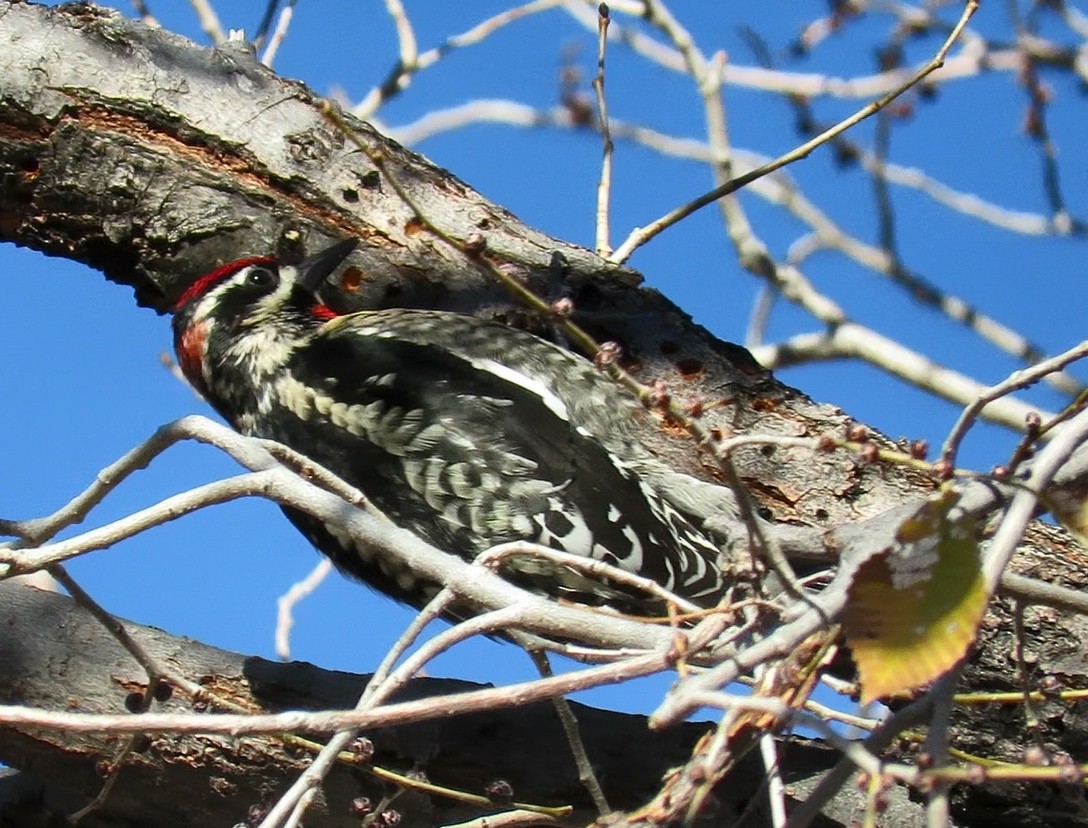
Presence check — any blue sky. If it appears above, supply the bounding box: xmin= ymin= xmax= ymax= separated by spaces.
xmin=2 ymin=2 xmax=1085 ymax=714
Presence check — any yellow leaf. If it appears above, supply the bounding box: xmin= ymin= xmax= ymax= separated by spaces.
xmin=844 ymin=506 xmax=986 ymax=704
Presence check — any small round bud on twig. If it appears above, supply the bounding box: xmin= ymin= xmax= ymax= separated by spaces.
xmin=846 ymin=424 xmax=869 ymax=443
xmin=595 ymin=341 xmax=622 ymax=368
xmin=348 ymin=736 xmax=375 ymax=763
xmin=485 ymin=779 xmax=514 ymax=804
xmin=909 ymin=439 xmax=928 ymax=460
xmin=931 ymin=459 xmax=954 ymax=481
xmin=1039 ymin=675 xmax=1062 ymax=698
xmin=648 ymin=379 xmax=670 ymax=409
xmin=964 ymin=764 xmax=987 ymax=785
xmin=1057 ymin=758 xmax=1084 ymax=785
xmin=1022 ymin=745 xmax=1047 ymax=766
xmin=549 ymin=297 xmax=574 ymax=319
xmin=463 ymin=232 xmax=487 ymax=256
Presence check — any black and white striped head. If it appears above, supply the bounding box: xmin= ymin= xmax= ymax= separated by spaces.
xmin=171 ymin=239 xmax=357 ymax=399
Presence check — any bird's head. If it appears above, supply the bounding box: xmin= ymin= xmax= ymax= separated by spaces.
xmin=171 ymin=239 xmax=358 ymax=397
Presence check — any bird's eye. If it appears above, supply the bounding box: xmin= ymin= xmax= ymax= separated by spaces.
xmin=245 ymin=267 xmax=277 ymax=289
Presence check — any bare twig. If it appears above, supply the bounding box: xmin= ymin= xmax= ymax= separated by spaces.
xmin=253 ymin=0 xmax=280 ymax=49
xmin=259 ymin=0 xmax=296 ymax=67
xmin=478 ymin=541 xmax=703 ymax=615
xmin=188 ymin=0 xmax=226 ymax=44
xmin=923 ymin=671 xmax=961 ymax=828
xmin=760 ymin=731 xmax=787 ymax=828
xmin=275 ymin=557 xmax=333 ymax=660
xmin=525 ymin=648 xmax=610 ymax=815
xmin=593 ymin=3 xmax=613 ymax=257
xmin=128 ymin=0 xmax=160 ymax=28
xmin=439 ymin=811 xmax=564 ymax=828
xmin=750 ymin=324 xmax=1055 ymax=433
xmin=980 ymin=407 xmax=1088 ymax=597
xmin=355 ymin=0 xmax=569 ymax=120
xmin=258 ymin=605 xmax=538 ymax=828
xmin=609 ymin=1 xmax=981 ymax=263
xmin=942 ymin=338 xmax=1088 ymax=464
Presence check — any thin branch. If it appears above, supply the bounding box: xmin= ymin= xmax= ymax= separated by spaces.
xmin=860 ymin=151 xmax=1084 ymax=237
xmin=565 ymin=2 xmax=1049 ymax=99
xmin=252 ymin=0 xmax=281 ymax=49
xmin=923 ymin=671 xmax=961 ymax=828
xmin=259 ymin=0 xmax=296 ymax=68
xmin=593 ymin=3 xmax=613 ymax=257
xmin=274 ymin=556 xmax=333 ymax=660
xmin=2 ymin=471 xmax=284 ymax=574
xmin=128 ymin=0 xmax=160 ymax=28
xmin=941 ymin=338 xmax=1088 ymax=464
xmin=259 ymin=605 xmax=538 ymax=828
xmin=188 ymin=0 xmax=226 ymax=44
xmin=0 ymin=629 xmax=727 ymax=741
xmin=759 ymin=731 xmax=788 ymax=828
xmin=609 ymin=0 xmax=981 ymax=263
xmin=386 ymin=0 xmax=418 ymax=78
xmin=980 ymin=406 xmax=1088 ymax=597
xmin=749 ymin=324 xmax=1056 ymax=433
xmin=439 ymin=811 xmax=564 ymax=828
xmin=525 ymin=649 xmax=610 ymax=815
xmin=354 ymin=0 xmax=570 ymax=119
xmin=478 ymin=541 xmax=704 ymax=615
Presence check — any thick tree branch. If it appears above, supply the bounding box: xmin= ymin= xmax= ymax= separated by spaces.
xmin=0 ymin=581 xmax=881 ymax=828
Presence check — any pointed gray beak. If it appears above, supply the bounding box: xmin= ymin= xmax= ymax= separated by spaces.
xmin=298 ymin=239 xmax=359 ymax=294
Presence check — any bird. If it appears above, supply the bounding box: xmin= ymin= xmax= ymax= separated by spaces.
xmin=171 ymin=239 xmax=730 ymax=614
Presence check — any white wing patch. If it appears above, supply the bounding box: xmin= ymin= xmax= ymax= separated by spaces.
xmin=473 ymin=358 xmax=571 ymax=423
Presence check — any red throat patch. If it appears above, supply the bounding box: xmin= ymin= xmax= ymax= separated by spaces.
xmin=177 ymin=322 xmax=209 ymax=394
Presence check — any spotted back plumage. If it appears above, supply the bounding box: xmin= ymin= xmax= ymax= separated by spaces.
xmin=172 ymin=242 xmax=729 ymax=614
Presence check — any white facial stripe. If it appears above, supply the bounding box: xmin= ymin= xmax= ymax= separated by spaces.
xmin=191 ymin=264 xmax=295 ymax=326
xmin=247 ymin=267 xmax=296 ymax=323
